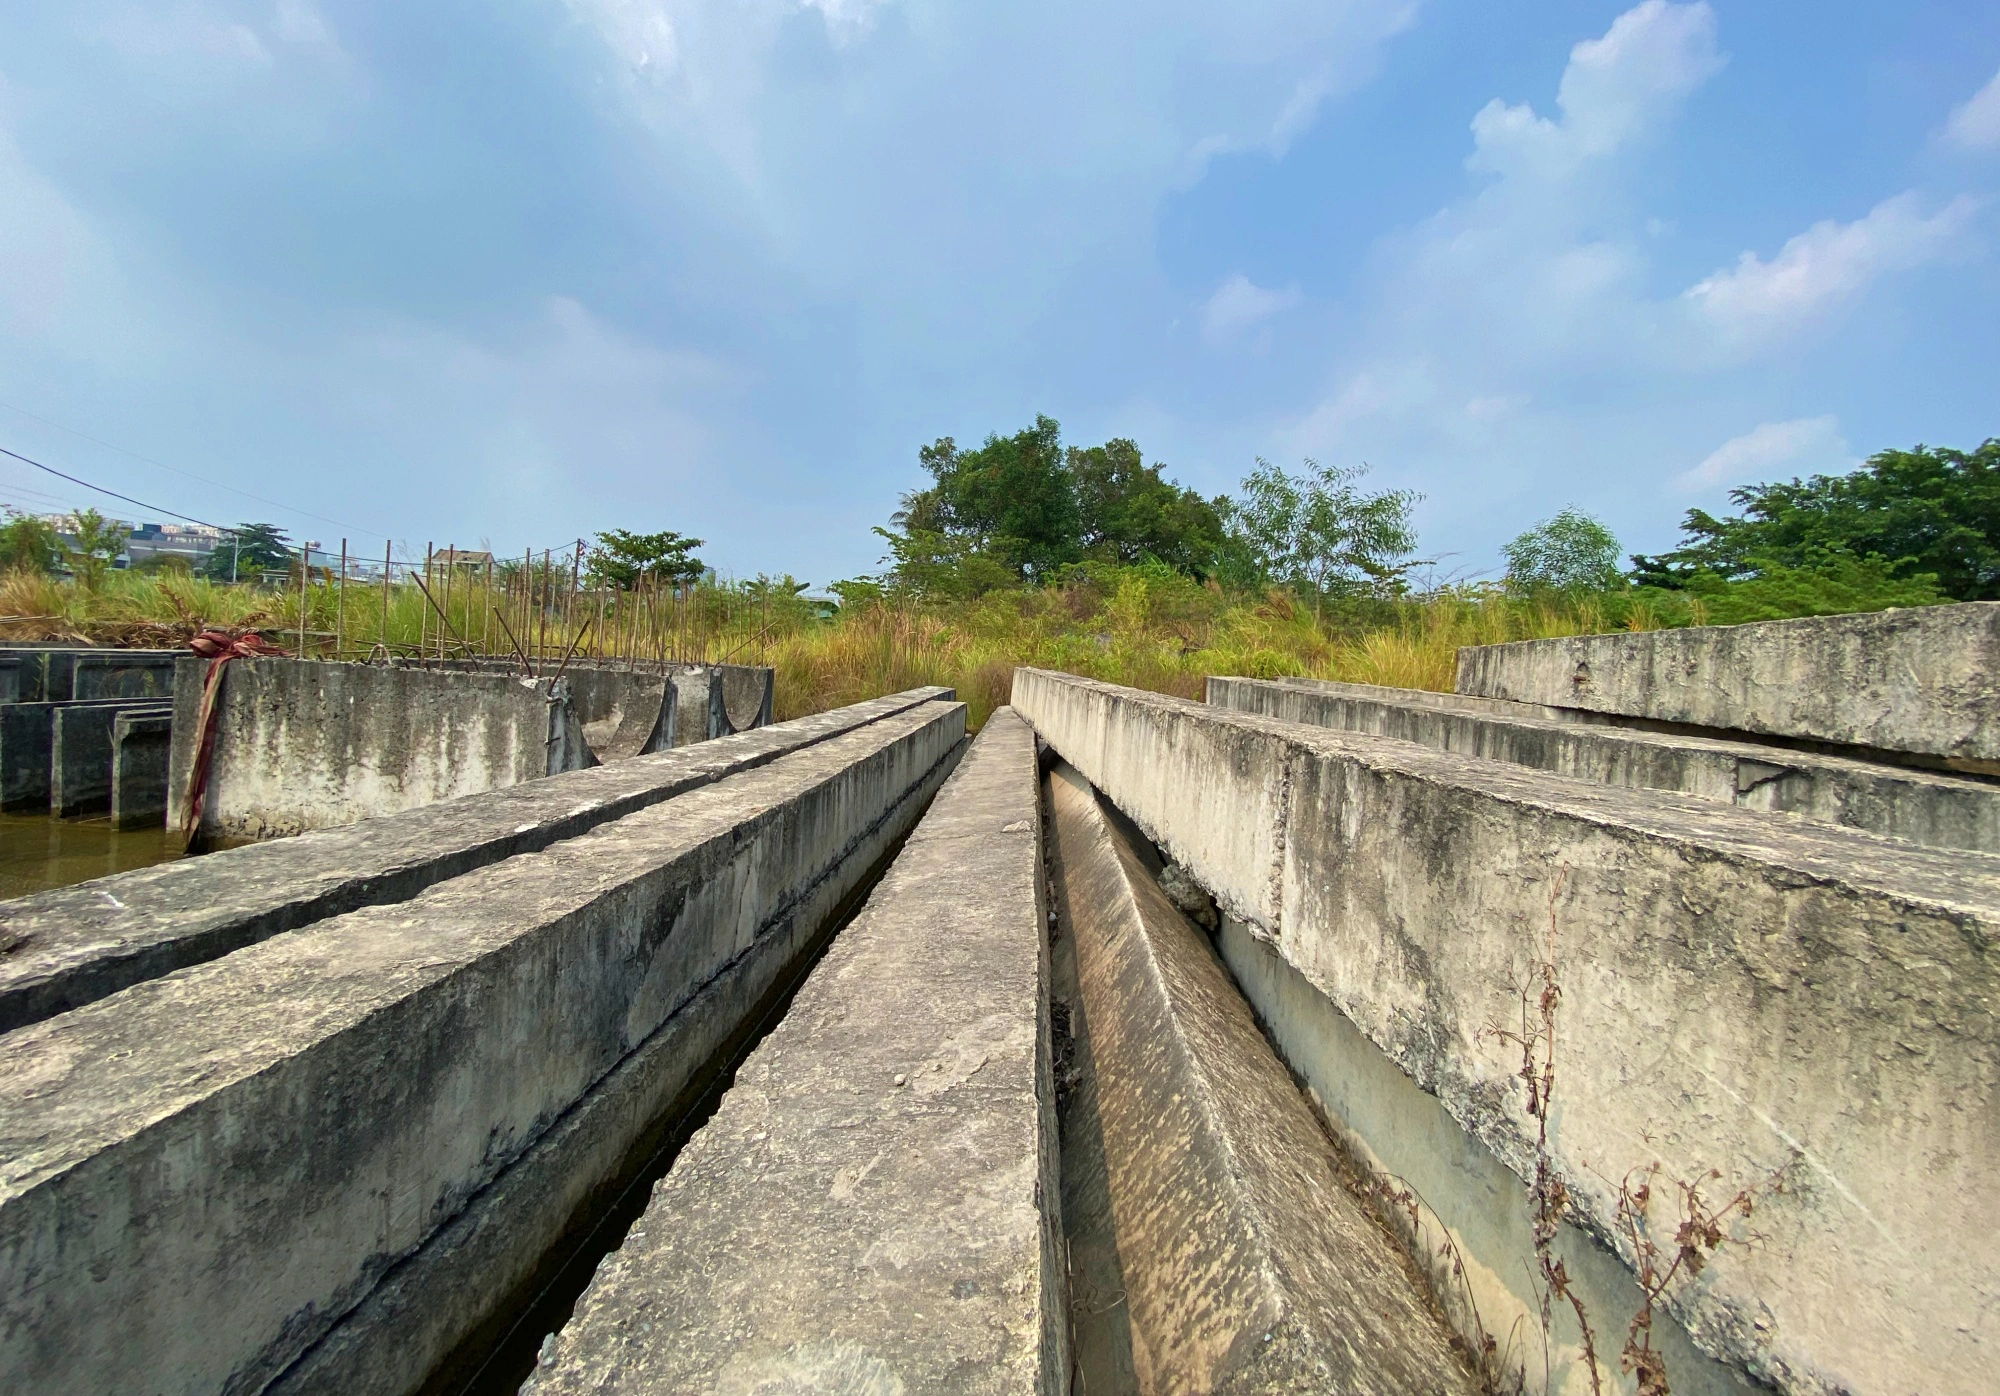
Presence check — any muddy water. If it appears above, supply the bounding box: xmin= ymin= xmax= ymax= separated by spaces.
xmin=0 ymin=812 xmax=184 ymax=902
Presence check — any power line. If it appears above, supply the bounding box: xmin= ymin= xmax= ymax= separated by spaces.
xmin=0 ymin=444 xmax=242 ymax=536
xmin=0 ymin=398 xmax=389 ymax=542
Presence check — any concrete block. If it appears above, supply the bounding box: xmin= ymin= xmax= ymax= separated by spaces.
xmin=51 ymin=700 xmax=171 ymax=818
xmin=0 ymin=687 xmax=954 ymax=1032
xmin=1013 ymin=668 xmax=2000 ymax=1396
xmin=667 ymin=665 xmax=726 ymax=746
xmin=1211 ymin=674 xmax=2000 ymax=853
xmin=2 ymin=700 xmax=167 ymax=813
xmin=563 ymin=666 xmax=675 ymax=761
xmin=1454 ymin=602 xmax=2000 ymax=769
xmin=0 ymin=654 xmax=20 ymax=705
xmin=1045 ymin=759 xmax=1477 ymax=1395
xmin=0 ymin=702 xmax=966 ymax=1396
xmin=68 ymin=651 xmax=177 ymax=701
xmin=168 ymin=657 xmax=601 ymax=845
xmin=524 ymin=709 xmax=1062 ymax=1396
xmin=108 ymin=710 xmax=172 ymax=830
xmin=720 ymin=663 xmax=774 ymax=732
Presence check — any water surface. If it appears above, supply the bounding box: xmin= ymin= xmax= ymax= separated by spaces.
xmin=0 ymin=812 xmax=184 ymax=901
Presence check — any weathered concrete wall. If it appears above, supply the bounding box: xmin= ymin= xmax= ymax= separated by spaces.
xmin=69 ymin=651 xmax=176 ymax=701
xmin=1211 ymin=674 xmax=2000 ymax=853
xmin=51 ymin=700 xmax=171 ymax=817
xmin=1 ymin=699 xmax=169 ymax=812
xmin=0 ymin=701 xmax=966 ymax=1396
xmin=1455 ymin=602 xmax=2000 ymax=768
xmin=525 ymin=709 xmax=1059 ymax=1396
xmin=169 ymin=657 xmax=599 ymax=843
xmin=1045 ymin=760 xmax=1476 ymax=1395
xmin=109 ymin=710 xmax=172 ymax=830
xmin=0 ymin=687 xmax=953 ymax=1031
xmin=721 ymin=662 xmax=774 ymax=732
xmin=1014 ymin=668 xmax=2000 ymax=1396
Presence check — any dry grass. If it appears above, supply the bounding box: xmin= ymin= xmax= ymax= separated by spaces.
xmin=0 ymin=565 xmax=1657 ymax=731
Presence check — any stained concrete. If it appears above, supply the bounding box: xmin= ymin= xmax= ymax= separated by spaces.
xmin=51 ymin=700 xmax=171 ymax=817
xmin=168 ymin=656 xmax=601 ymax=844
xmin=109 ymin=710 xmax=173 ymax=830
xmin=0 ymin=702 xmax=966 ymax=1396
xmin=721 ymin=663 xmax=775 ymax=733
xmin=1454 ymin=602 xmax=2000 ymax=769
xmin=69 ymin=651 xmax=176 ymax=701
xmin=1045 ymin=761 xmax=1477 ymax=1396
xmin=523 ymin=710 xmax=1064 ymax=1396
xmin=0 ymin=687 xmax=953 ymax=1032
xmin=1210 ymin=674 xmax=2000 ymax=852
xmin=1 ymin=700 xmax=158 ymax=811
xmin=1212 ymin=913 xmax=1764 ymax=1396
xmin=1013 ymin=667 xmax=2000 ymax=1396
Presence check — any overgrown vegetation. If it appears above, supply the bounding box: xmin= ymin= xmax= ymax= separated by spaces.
xmin=0 ymin=424 xmax=1989 ymax=734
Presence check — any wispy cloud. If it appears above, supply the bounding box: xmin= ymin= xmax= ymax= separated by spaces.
xmin=1674 ymin=416 xmax=1849 ymax=493
xmin=1944 ymin=64 xmax=2000 ymax=152
xmin=1684 ymin=192 xmax=1977 ymax=344
xmin=1201 ymin=274 xmax=1302 ymax=343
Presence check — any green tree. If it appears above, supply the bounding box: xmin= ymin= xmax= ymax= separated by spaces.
xmin=909 ymin=416 xmax=1080 ymax=581
xmin=0 ymin=512 xmax=60 ymax=574
xmin=1223 ymin=459 xmax=1421 ymax=614
xmin=1503 ymin=508 xmax=1623 ymax=592
xmin=1631 ymin=440 xmax=2000 ymax=600
xmin=61 ymin=509 xmax=131 ymax=589
xmin=1067 ymin=438 xmax=1228 ymax=578
xmin=586 ymin=530 xmax=706 ymax=590
xmin=203 ymin=523 xmax=294 ymax=582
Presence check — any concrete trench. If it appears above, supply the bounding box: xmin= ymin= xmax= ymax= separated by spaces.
xmin=4 ymin=605 xmax=1995 ymax=1396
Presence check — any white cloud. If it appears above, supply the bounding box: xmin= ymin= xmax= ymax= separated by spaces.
xmin=1945 ymin=65 xmax=2000 ymax=152
xmin=1467 ymin=0 xmax=1721 ymax=182
xmin=1685 ymin=191 xmax=1977 ymax=343
xmin=1674 ymin=416 xmax=1849 ymax=493
xmin=1201 ymin=274 xmax=1302 ymax=342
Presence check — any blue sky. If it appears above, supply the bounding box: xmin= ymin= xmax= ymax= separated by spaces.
xmin=0 ymin=0 xmax=1995 ymax=584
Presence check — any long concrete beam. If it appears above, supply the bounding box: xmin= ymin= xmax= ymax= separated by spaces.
xmin=0 ymin=700 xmax=966 ymax=1396
xmin=0 ymin=687 xmax=953 ymax=1032
xmin=1210 ymin=674 xmax=2000 ymax=852
xmin=1046 ymin=760 xmax=1477 ymax=1394
xmin=523 ymin=710 xmax=1063 ymax=1396
xmin=1013 ymin=667 xmax=2000 ymax=1396
xmin=1454 ymin=602 xmax=2000 ymax=769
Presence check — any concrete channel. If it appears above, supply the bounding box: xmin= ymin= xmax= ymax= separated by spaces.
xmin=0 ymin=695 xmax=968 ymax=1396
xmin=4 ymin=606 xmax=1993 ymax=1396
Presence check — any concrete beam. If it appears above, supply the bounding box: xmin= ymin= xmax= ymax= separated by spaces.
xmin=523 ymin=710 xmax=1063 ymax=1396
xmin=68 ymin=651 xmax=177 ymax=702
xmin=1211 ymin=674 xmax=2000 ymax=853
xmin=1 ymin=700 xmax=167 ymax=813
xmin=1046 ymin=760 xmax=1477 ymax=1394
xmin=1014 ymin=668 xmax=2000 ymax=1396
xmin=1454 ymin=602 xmax=2000 ymax=769
xmin=0 ymin=687 xmax=953 ymax=1032
xmin=0 ymin=701 xmax=966 ymax=1396
xmin=109 ymin=710 xmax=173 ymax=831
xmin=167 ymin=657 xmax=608 ymax=844
xmin=51 ymin=700 xmax=171 ymax=818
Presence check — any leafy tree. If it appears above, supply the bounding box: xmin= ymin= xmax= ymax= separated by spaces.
xmin=203 ymin=523 xmax=293 ymax=582
xmin=1067 ymin=438 xmax=1228 ymax=578
xmin=586 ymin=529 xmax=706 ymax=591
xmin=1503 ymin=508 xmax=1623 ymax=592
xmin=1223 ymin=458 xmax=1421 ymax=614
xmin=62 ymin=509 xmax=130 ymax=589
xmin=871 ymin=522 xmax=1020 ymax=603
xmin=905 ymin=416 xmax=1080 ymax=581
xmin=1631 ymin=440 xmax=2000 ymax=600
xmin=0 ymin=512 xmax=60 ymax=574
xmin=1664 ymin=551 xmax=1944 ymax=624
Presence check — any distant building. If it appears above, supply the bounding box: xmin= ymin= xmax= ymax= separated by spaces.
xmin=127 ymin=522 xmax=226 ymax=568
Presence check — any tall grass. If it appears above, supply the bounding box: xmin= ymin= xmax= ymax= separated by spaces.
xmin=0 ymin=564 xmax=1686 ymax=731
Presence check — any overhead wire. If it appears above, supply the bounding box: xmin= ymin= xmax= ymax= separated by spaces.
xmin=0 ymin=398 xmax=389 ymax=543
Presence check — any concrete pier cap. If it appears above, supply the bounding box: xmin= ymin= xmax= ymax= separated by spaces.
xmin=1014 ymin=665 xmax=2000 ymax=1396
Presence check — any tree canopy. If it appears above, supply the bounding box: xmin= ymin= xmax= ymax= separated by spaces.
xmin=1222 ymin=458 xmax=1421 ymax=608
xmin=586 ymin=529 xmax=706 ymax=590
xmin=1503 ymin=508 xmax=1622 ymax=592
xmin=1067 ymin=438 xmax=1229 ymax=578
xmin=0 ymin=512 xmax=60 ymax=575
xmin=202 ymin=523 xmax=293 ymax=582
xmin=1631 ymin=440 xmax=2000 ymax=600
